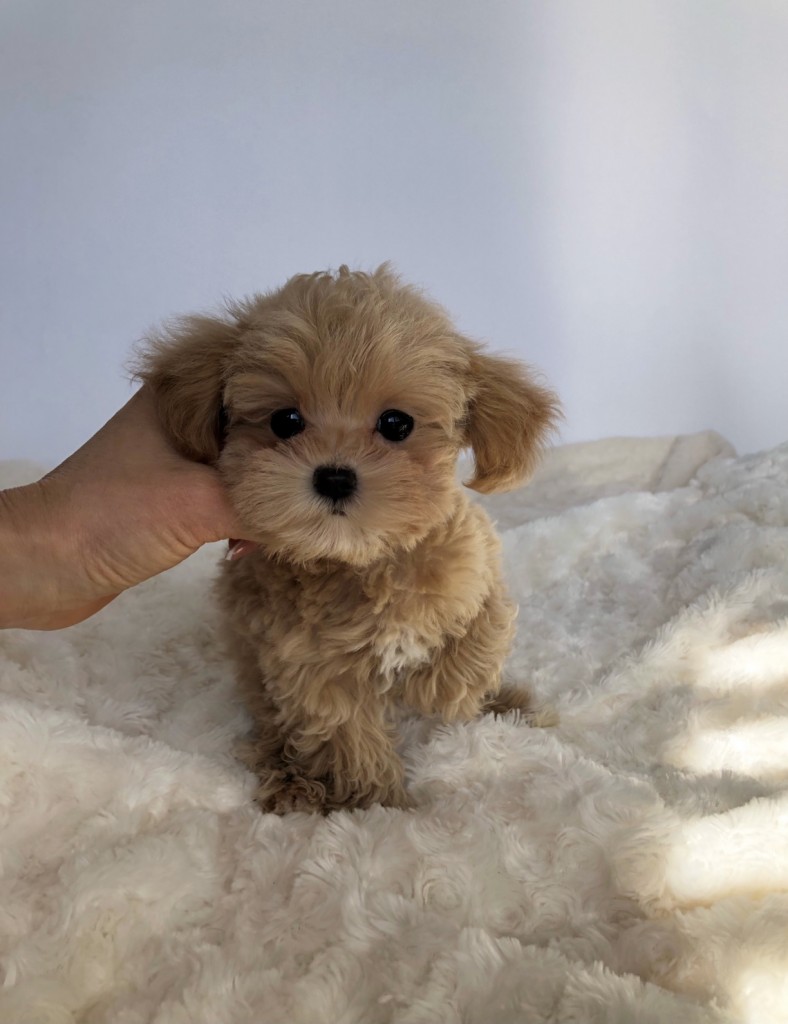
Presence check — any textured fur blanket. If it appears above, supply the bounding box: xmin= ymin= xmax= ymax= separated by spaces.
xmin=3 ymin=431 xmax=788 ymax=1024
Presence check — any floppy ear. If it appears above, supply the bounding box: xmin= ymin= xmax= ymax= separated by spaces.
xmin=464 ymin=347 xmax=561 ymax=494
xmin=134 ymin=313 xmax=241 ymax=463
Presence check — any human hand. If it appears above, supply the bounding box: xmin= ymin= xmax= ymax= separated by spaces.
xmin=0 ymin=388 xmax=246 ymax=629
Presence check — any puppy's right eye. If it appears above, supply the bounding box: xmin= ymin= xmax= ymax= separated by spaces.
xmin=270 ymin=408 xmax=306 ymax=439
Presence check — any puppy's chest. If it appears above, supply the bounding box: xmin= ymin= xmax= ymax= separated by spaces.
xmin=272 ymin=564 xmax=447 ymax=685
xmin=329 ymin=576 xmax=441 ymax=685
xmin=371 ymin=621 xmax=433 ymax=687
xmin=235 ymin=536 xmax=490 ymax=689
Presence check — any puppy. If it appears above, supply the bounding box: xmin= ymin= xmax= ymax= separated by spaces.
xmin=139 ymin=266 xmax=559 ymax=813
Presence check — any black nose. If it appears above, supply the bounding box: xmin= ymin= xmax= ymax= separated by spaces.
xmin=313 ymin=465 xmax=357 ymax=502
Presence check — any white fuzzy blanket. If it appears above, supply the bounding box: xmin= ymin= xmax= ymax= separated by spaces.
xmin=3 ymin=431 xmax=788 ymax=1024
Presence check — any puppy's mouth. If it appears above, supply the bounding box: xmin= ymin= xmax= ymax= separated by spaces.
xmin=226 ymin=538 xmax=259 ymax=561
xmin=324 ymin=496 xmax=351 ymax=517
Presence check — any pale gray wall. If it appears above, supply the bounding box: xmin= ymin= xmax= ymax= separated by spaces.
xmin=2 ymin=0 xmax=787 ymax=464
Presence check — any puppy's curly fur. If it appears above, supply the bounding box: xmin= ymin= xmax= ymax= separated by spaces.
xmin=138 ymin=266 xmax=560 ymax=813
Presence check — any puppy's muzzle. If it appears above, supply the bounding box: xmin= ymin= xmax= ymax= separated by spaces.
xmin=313 ymin=465 xmax=358 ymax=505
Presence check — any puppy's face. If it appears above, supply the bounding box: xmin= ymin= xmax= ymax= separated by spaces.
xmin=139 ymin=267 xmax=559 ymax=567
xmin=222 ymin=308 xmax=469 ymax=566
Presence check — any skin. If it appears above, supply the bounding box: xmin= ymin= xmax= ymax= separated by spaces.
xmin=0 ymin=388 xmax=244 ymax=630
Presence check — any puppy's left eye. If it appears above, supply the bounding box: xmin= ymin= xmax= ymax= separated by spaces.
xmin=376 ymin=409 xmax=414 ymax=442
xmin=270 ymin=408 xmax=306 ymax=439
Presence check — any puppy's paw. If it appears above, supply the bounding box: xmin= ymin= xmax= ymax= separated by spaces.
xmin=255 ymin=769 xmax=329 ymax=815
xmin=481 ymin=683 xmax=533 ymax=717
xmin=255 ymin=769 xmax=412 ymax=815
xmin=481 ymin=683 xmax=559 ymax=727
xmin=372 ymin=780 xmax=413 ymax=812
xmin=327 ymin=783 xmax=412 ymax=813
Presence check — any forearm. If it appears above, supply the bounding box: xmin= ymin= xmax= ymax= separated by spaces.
xmin=0 ymin=481 xmax=108 ymax=630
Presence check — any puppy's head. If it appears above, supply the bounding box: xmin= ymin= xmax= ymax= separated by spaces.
xmin=137 ymin=266 xmax=559 ymax=566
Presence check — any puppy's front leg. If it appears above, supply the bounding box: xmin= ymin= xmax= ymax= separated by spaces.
xmin=400 ymin=587 xmax=526 ymax=723
xmin=255 ymin=669 xmax=407 ymax=814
